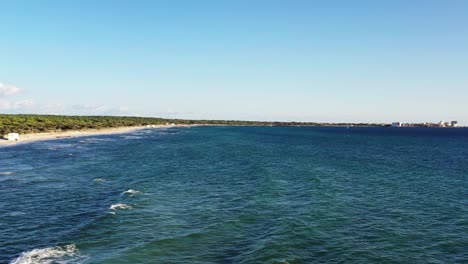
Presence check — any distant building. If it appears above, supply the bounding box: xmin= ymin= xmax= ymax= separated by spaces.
xmin=5 ymin=133 xmax=20 ymax=141
xmin=391 ymin=122 xmax=402 ymax=127
xmin=438 ymin=121 xmax=445 ymax=127
xmin=451 ymin=121 xmax=458 ymax=127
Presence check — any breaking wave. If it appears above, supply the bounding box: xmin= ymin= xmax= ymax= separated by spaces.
xmin=121 ymin=136 xmax=142 ymax=140
xmin=0 ymin=171 xmax=14 ymax=175
xmin=43 ymin=143 xmax=74 ymax=150
xmin=122 ymin=189 xmax=141 ymax=195
xmin=109 ymin=203 xmax=132 ymax=210
xmin=81 ymin=138 xmax=115 ymax=142
xmin=10 ymin=244 xmax=86 ymax=264
xmin=93 ymin=178 xmax=106 ymax=183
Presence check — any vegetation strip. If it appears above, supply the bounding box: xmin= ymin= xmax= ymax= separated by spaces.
xmin=0 ymin=114 xmax=392 ymax=135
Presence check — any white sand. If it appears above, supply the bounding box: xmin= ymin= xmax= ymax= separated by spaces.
xmin=0 ymin=125 xmax=186 ymax=146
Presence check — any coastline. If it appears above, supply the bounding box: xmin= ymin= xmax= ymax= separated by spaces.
xmin=0 ymin=125 xmax=186 ymax=146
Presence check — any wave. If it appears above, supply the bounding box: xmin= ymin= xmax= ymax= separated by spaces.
xmin=109 ymin=203 xmax=132 ymax=210
xmin=43 ymin=143 xmax=74 ymax=150
xmin=82 ymin=138 xmax=115 ymax=142
xmin=7 ymin=211 xmax=26 ymax=217
xmin=279 ymin=259 xmax=301 ymax=264
xmin=122 ymin=189 xmax=141 ymax=195
xmin=93 ymin=178 xmax=106 ymax=183
xmin=0 ymin=171 xmax=14 ymax=175
xmin=121 ymin=136 xmax=142 ymax=140
xmin=10 ymin=244 xmax=86 ymax=264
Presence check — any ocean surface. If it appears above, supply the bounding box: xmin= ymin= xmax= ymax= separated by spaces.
xmin=1 ymin=126 xmax=467 ymax=263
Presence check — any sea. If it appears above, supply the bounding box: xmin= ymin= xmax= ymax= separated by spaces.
xmin=0 ymin=126 xmax=467 ymax=263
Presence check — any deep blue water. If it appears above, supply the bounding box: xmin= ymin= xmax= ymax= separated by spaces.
xmin=1 ymin=126 xmax=467 ymax=263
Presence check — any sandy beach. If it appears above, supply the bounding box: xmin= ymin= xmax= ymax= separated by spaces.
xmin=0 ymin=125 xmax=184 ymax=146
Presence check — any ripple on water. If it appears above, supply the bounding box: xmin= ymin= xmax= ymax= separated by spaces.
xmin=2 ymin=126 xmax=467 ymax=263
xmin=6 ymin=211 xmax=27 ymax=217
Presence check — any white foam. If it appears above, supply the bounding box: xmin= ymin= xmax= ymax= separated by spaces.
xmin=93 ymin=178 xmax=106 ymax=183
xmin=0 ymin=171 xmax=14 ymax=175
xmin=10 ymin=244 xmax=86 ymax=264
xmin=109 ymin=203 xmax=132 ymax=210
xmin=121 ymin=136 xmax=142 ymax=140
xmin=84 ymin=138 xmax=114 ymax=142
xmin=45 ymin=143 xmax=73 ymax=149
xmin=122 ymin=189 xmax=141 ymax=195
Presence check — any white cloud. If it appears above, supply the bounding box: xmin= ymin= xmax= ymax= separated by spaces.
xmin=13 ymin=99 xmax=35 ymax=109
xmin=0 ymin=99 xmax=133 ymax=116
xmin=38 ymin=103 xmax=66 ymax=113
xmin=0 ymin=99 xmax=35 ymax=110
xmin=68 ymin=104 xmax=132 ymax=116
xmin=0 ymin=100 xmax=11 ymax=109
xmin=0 ymin=83 xmax=133 ymax=116
xmin=0 ymin=84 xmax=132 ymax=116
xmin=0 ymin=83 xmax=21 ymax=97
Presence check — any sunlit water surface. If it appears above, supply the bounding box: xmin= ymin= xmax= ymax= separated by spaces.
xmin=1 ymin=126 xmax=467 ymax=263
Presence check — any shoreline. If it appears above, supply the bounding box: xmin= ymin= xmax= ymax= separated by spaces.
xmin=0 ymin=125 xmax=187 ymax=146
xmin=1 ymin=124 xmax=465 ymax=147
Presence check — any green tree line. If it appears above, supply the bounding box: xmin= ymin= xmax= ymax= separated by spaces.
xmin=0 ymin=114 xmax=388 ymax=135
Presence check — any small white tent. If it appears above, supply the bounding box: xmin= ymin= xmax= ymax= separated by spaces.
xmin=6 ymin=133 xmax=20 ymax=141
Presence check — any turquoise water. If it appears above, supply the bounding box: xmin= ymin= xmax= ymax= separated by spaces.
xmin=1 ymin=126 xmax=467 ymax=263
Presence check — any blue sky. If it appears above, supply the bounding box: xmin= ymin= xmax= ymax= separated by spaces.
xmin=1 ymin=0 xmax=467 ymax=124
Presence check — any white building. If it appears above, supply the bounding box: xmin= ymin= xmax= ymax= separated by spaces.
xmin=5 ymin=133 xmax=20 ymax=141
xmin=391 ymin=122 xmax=402 ymax=127
xmin=438 ymin=121 xmax=445 ymax=127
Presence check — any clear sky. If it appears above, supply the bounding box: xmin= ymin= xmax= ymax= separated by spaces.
xmin=1 ymin=0 xmax=467 ymax=124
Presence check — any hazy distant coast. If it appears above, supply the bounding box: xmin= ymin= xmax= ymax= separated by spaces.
xmin=0 ymin=114 xmax=464 ymax=145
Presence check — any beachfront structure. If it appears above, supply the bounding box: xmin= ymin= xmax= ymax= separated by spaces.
xmin=391 ymin=122 xmax=402 ymax=127
xmin=438 ymin=121 xmax=445 ymax=127
xmin=451 ymin=121 xmax=458 ymax=127
xmin=5 ymin=133 xmax=20 ymax=141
